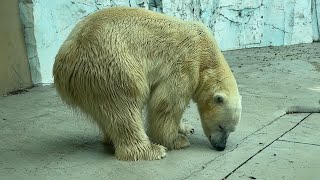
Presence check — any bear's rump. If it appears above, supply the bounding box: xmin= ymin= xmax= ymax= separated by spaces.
xmin=53 ymin=39 xmax=150 ymax=109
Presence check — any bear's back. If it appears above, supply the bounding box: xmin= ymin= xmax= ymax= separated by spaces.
xmin=59 ymin=7 xmax=206 ymax=76
xmin=67 ymin=7 xmax=203 ymax=56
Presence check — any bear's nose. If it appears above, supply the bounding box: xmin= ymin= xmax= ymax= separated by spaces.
xmin=215 ymin=144 xmax=226 ymax=151
xmin=210 ymin=140 xmax=226 ymax=151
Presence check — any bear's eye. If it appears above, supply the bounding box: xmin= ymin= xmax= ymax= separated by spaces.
xmin=219 ymin=125 xmax=224 ymax=131
xmin=213 ymin=93 xmax=226 ymax=104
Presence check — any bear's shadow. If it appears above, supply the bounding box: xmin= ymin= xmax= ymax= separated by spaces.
xmin=26 ymin=132 xmax=215 ymax=162
xmin=26 ymin=135 xmax=115 ymax=160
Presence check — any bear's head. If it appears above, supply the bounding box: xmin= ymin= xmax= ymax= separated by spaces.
xmin=195 ymin=70 xmax=242 ymax=151
xmin=192 ymin=28 xmax=242 ymax=151
xmin=198 ymin=92 xmax=242 ymax=151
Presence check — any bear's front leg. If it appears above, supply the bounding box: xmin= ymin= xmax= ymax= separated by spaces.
xmin=146 ymin=87 xmax=191 ymax=150
xmin=178 ymin=123 xmax=195 ymax=136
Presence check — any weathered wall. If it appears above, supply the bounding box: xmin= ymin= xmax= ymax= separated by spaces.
xmin=19 ymin=0 xmax=320 ymax=84
xmin=0 ymin=0 xmax=32 ymax=95
xmin=163 ymin=0 xmax=320 ymax=49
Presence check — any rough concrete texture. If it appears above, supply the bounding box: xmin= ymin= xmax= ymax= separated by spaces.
xmin=0 ymin=42 xmax=319 ymax=180
xmin=19 ymin=0 xmax=320 ymax=84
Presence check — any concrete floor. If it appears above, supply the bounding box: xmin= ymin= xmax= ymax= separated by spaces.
xmin=1 ymin=42 xmax=320 ymax=180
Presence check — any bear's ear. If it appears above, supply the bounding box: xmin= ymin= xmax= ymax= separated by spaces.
xmin=213 ymin=93 xmax=226 ymax=104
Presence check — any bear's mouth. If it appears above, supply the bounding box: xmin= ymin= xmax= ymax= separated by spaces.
xmin=208 ymin=134 xmax=227 ymax=151
xmin=211 ymin=141 xmax=226 ymax=151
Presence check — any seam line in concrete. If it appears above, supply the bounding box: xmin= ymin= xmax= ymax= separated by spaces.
xmin=221 ymin=113 xmax=312 ymax=180
xmin=181 ymin=112 xmax=291 ymax=180
xmin=233 ymin=114 xmax=286 ymax=144
xmin=181 ymin=152 xmax=228 ymax=180
xmin=277 ymin=139 xmax=320 ymax=147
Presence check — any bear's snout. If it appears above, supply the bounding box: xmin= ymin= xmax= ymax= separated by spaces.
xmin=209 ymin=133 xmax=228 ymax=151
xmin=212 ymin=142 xmax=226 ymax=151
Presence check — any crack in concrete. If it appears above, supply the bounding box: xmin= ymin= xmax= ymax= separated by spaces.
xmin=264 ymin=23 xmax=290 ymax=34
xmin=182 ymin=109 xmax=316 ymax=179
xmin=79 ymin=2 xmax=92 ymax=7
xmin=181 ymin=108 xmax=294 ymax=179
xmin=228 ymin=3 xmax=264 ymax=12
xmin=229 ymin=112 xmax=288 ymax=145
xmin=222 ymin=113 xmax=313 ymax=180
xmin=277 ymin=139 xmax=320 ymax=147
xmin=60 ymin=14 xmax=91 ymax=34
xmin=94 ymin=0 xmax=101 ymax=10
xmin=220 ymin=0 xmax=263 ymax=12
xmin=181 ymin=152 xmax=228 ymax=180
xmin=181 ymin=118 xmax=282 ymax=179
xmin=218 ymin=13 xmax=240 ymax=24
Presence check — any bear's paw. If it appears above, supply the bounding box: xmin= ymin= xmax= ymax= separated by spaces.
xmin=171 ymin=134 xmax=191 ymax=149
xmin=179 ymin=123 xmax=195 ymax=136
xmin=115 ymin=143 xmax=167 ymax=161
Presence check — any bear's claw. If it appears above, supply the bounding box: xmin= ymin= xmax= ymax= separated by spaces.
xmin=190 ymin=128 xmax=195 ymax=134
xmin=179 ymin=123 xmax=195 ymax=136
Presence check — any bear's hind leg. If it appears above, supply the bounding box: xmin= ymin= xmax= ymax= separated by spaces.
xmin=98 ymin=103 xmax=167 ymax=161
xmin=101 ymin=132 xmax=113 ymax=145
xmin=94 ymin=120 xmax=113 ymax=145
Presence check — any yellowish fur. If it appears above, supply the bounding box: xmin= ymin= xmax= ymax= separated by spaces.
xmin=53 ymin=6 xmax=241 ymax=161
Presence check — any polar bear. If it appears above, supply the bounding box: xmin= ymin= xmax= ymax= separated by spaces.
xmin=53 ymin=6 xmax=242 ymax=161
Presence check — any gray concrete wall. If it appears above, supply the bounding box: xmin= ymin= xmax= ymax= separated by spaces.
xmin=0 ymin=0 xmax=32 ymax=95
